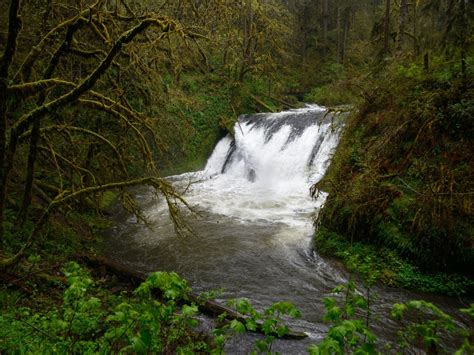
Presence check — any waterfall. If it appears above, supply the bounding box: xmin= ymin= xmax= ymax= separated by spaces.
xmin=205 ymin=105 xmax=341 ymax=184
xmin=178 ymin=104 xmax=343 ymax=228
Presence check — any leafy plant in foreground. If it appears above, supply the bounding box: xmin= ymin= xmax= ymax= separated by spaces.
xmin=308 ymin=281 xmax=378 ymax=354
xmin=391 ymin=301 xmax=474 ymax=354
xmin=106 ymin=270 xmax=204 ymax=353
xmin=0 ymin=264 xmax=209 ymax=353
xmin=213 ymin=298 xmax=301 ymax=354
xmin=308 ymin=279 xmax=473 ymax=355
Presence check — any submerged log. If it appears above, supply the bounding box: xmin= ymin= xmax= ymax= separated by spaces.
xmin=76 ymin=253 xmax=308 ymax=340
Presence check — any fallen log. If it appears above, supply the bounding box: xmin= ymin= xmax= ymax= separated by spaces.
xmin=75 ymin=253 xmax=308 ymax=340
xmin=262 ymin=93 xmax=299 ymax=109
xmin=250 ymin=94 xmax=276 ymax=113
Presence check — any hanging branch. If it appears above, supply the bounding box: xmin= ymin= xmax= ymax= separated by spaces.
xmin=11 ymin=17 xmax=178 ymax=139
xmin=41 ymin=139 xmax=64 ymax=191
xmin=17 ymin=15 xmax=89 ymax=226
xmin=8 ymin=79 xmax=77 ymax=99
xmin=0 ymin=176 xmax=187 ymax=268
xmin=77 ymin=98 xmax=154 ymax=170
xmin=0 ymin=17 xmax=177 ymax=232
xmin=37 ymin=145 xmax=98 ymax=188
xmin=13 ymin=0 xmax=102 ymax=82
xmin=35 ymin=125 xmax=127 ymax=175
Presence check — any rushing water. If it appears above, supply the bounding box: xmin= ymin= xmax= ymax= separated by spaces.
xmin=105 ymin=105 xmax=469 ymax=353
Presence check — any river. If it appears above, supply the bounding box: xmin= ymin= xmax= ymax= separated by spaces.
xmin=105 ymin=105 xmax=469 ymax=353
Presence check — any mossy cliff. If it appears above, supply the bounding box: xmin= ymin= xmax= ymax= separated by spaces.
xmin=313 ymin=61 xmax=474 ymax=295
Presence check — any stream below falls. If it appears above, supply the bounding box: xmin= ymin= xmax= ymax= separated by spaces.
xmin=105 ymin=105 xmax=469 ymax=353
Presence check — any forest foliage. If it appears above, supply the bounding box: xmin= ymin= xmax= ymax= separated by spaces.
xmin=310 ymin=0 xmax=473 ymax=293
xmin=0 ymin=0 xmax=473 ymax=353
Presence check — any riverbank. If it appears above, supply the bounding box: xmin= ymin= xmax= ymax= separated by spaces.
xmin=314 ymin=227 xmax=474 ymax=296
xmin=311 ymin=59 xmax=474 ymax=297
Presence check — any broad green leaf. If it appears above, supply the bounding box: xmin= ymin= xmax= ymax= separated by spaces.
xmin=229 ymin=319 xmax=246 ymax=334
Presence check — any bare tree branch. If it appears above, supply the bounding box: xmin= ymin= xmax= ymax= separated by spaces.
xmin=13 ymin=0 xmax=102 ymax=82
xmin=12 ymin=17 xmax=177 ymax=138
xmin=0 ymin=176 xmax=174 ymax=268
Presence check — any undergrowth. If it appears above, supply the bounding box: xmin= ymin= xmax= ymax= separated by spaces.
xmin=2 ymin=262 xmax=473 ymax=353
xmin=309 ymin=281 xmax=474 ymax=354
xmin=313 ymin=58 xmax=474 ymax=289
xmin=314 ymin=227 xmax=474 ymax=296
xmin=0 ymin=262 xmax=302 ymax=354
xmin=1 ymin=263 xmax=209 ymax=353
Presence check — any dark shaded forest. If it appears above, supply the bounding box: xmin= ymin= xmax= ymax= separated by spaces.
xmin=0 ymin=0 xmax=473 ymax=353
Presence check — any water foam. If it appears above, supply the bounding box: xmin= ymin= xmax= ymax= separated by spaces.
xmin=171 ymin=105 xmax=344 ymax=230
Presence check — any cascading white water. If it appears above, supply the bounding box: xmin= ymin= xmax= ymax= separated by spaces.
xmin=171 ymin=104 xmax=343 ymax=230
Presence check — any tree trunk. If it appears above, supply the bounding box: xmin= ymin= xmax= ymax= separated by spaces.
xmin=18 ymin=18 xmax=84 ymax=226
xmin=336 ymin=5 xmax=342 ymax=62
xmin=413 ymin=1 xmax=419 ymax=56
xmin=0 ymin=0 xmax=22 ymax=243
xmin=396 ymin=0 xmax=408 ymax=55
xmin=460 ymin=0 xmax=466 ymax=78
xmin=239 ymin=0 xmax=255 ymax=82
xmin=322 ymin=0 xmax=329 ymax=50
xmin=383 ymin=0 xmax=391 ymax=55
xmin=83 ymin=117 xmax=102 ymax=186
xmin=0 ymin=84 xmax=8 ymax=244
xmin=337 ymin=5 xmax=351 ymax=63
xmin=424 ymin=52 xmax=429 ymax=72
xmin=341 ymin=7 xmax=351 ymax=63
